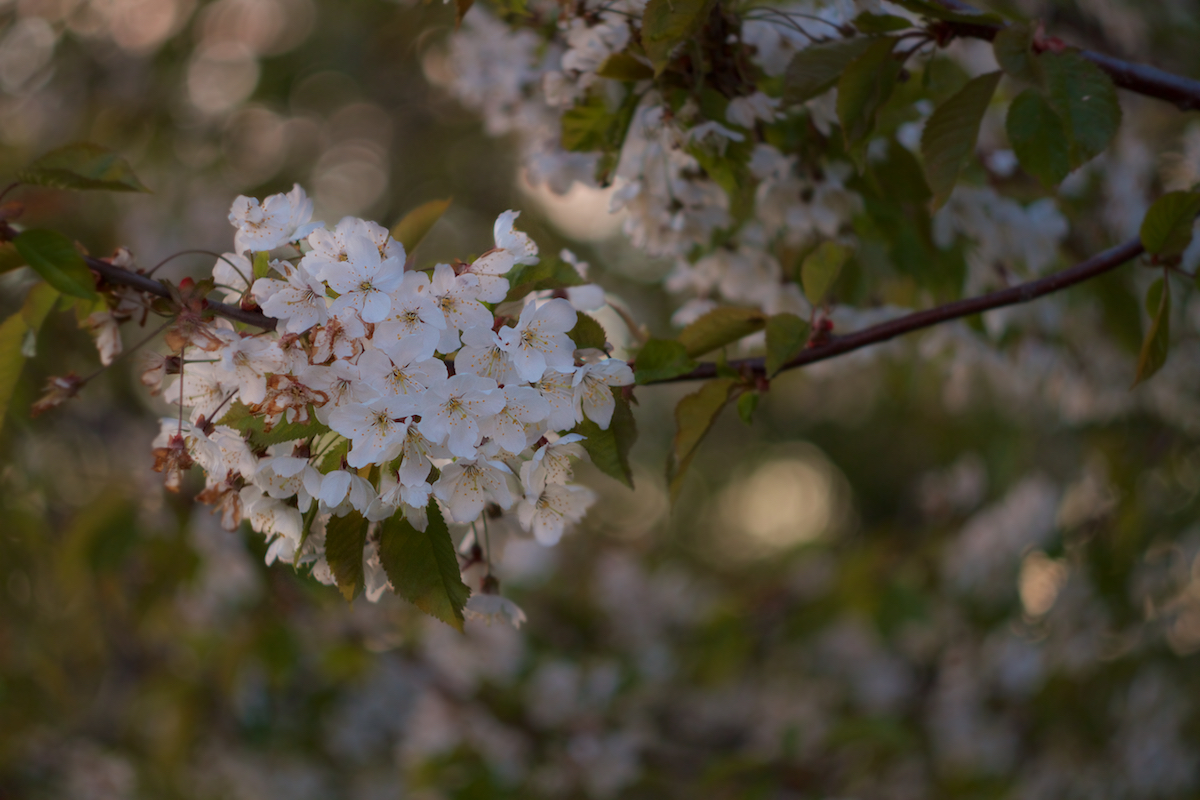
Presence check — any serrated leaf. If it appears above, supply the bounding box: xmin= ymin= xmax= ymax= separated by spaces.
xmin=837 ymin=36 xmax=903 ymax=158
xmin=634 ymin=339 xmax=698 ymax=384
xmin=853 ymin=12 xmax=912 ymax=33
xmin=765 ymin=313 xmax=810 ymax=376
xmin=920 ymin=70 xmax=1002 ymax=209
xmin=569 ymin=312 xmax=608 ymax=351
xmin=0 ymin=243 xmax=24 ymax=275
xmin=642 ymin=0 xmax=716 ymax=74
xmin=1133 ymin=277 xmax=1170 ymax=386
xmin=597 ymin=51 xmax=655 ymax=81
xmin=13 ymin=229 xmax=96 ymax=299
xmin=17 ymin=143 xmax=150 ymax=193
xmin=782 ymin=36 xmax=878 ymax=106
xmin=575 ymin=389 xmax=637 ymax=487
xmin=379 ymin=501 xmax=470 ymax=631
xmin=1140 ymin=191 xmax=1200 ymax=258
xmin=325 ymin=511 xmax=368 ymax=602
xmin=217 ymin=401 xmax=331 ymax=448
xmin=890 ymin=0 xmax=1004 ymax=25
xmin=801 ymin=241 xmax=851 ymax=306
xmin=1040 ymin=50 xmax=1121 ymax=168
xmin=677 ymin=307 xmax=767 ymax=358
xmin=736 ymin=391 xmax=759 ymax=425
xmin=1006 ymin=89 xmax=1071 ymax=187
xmin=391 ymin=198 xmax=451 ymax=255
xmin=0 ymin=282 xmax=59 ymax=434
xmin=993 ymin=23 xmax=1037 ymax=83
xmin=319 ymin=437 xmax=350 ymax=473
xmin=669 ymin=378 xmax=737 ymax=500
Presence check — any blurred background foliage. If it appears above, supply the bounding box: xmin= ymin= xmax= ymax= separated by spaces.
xmin=2 ymin=0 xmax=1200 ymax=797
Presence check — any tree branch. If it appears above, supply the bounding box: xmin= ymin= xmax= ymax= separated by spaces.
xmin=933 ymin=0 xmax=1200 ymax=111
xmin=86 ymin=255 xmax=278 ymax=330
xmin=644 ymin=237 xmax=1145 ymax=384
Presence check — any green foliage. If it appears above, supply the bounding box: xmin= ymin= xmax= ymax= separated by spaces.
xmin=217 ymin=402 xmax=331 ymax=448
xmin=325 ymin=511 xmax=369 ymax=602
xmin=379 ymin=501 xmax=470 ymax=631
xmin=641 ymin=0 xmax=715 ymax=74
xmin=391 ymin=198 xmax=451 ymax=255
xmin=560 ymin=88 xmax=639 ymax=184
xmin=765 ymin=313 xmax=810 ymax=376
xmin=669 ymin=378 xmax=737 ymax=500
xmin=920 ymin=71 xmax=1002 ymax=209
xmin=1006 ymin=89 xmax=1071 ymax=187
xmin=13 ymin=230 xmax=96 ymax=300
xmin=736 ymin=391 xmax=759 ymax=425
xmin=319 ymin=437 xmax=350 ymax=472
xmin=0 ymin=282 xmax=58 ymax=434
xmin=801 ymin=241 xmax=852 ymax=306
xmin=575 ymin=388 xmax=637 ymax=487
xmin=504 ymin=255 xmax=586 ymax=301
xmin=252 ymin=250 xmax=270 ymax=280
xmin=634 ymin=339 xmax=698 ymax=384
xmin=1139 ymin=191 xmax=1200 ymax=257
xmin=16 ymin=142 xmax=150 ymax=193
xmin=993 ymin=23 xmax=1038 ymax=83
xmin=837 ymin=36 xmax=902 ymax=165
xmin=596 ymin=52 xmax=655 ymax=81
xmin=568 ymin=312 xmax=608 ymax=351
xmin=782 ymin=37 xmax=877 ymax=106
xmin=852 ymin=12 xmax=912 ymax=33
xmin=677 ymin=307 xmax=767 ymax=358
xmin=1040 ymin=50 xmax=1121 ymax=168
xmin=1134 ymin=276 xmax=1170 ymax=386
xmin=0 ymin=243 xmax=23 ymax=275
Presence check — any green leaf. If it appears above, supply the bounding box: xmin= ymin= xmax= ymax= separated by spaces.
xmin=0 ymin=243 xmax=24 ymax=276
xmin=217 ymin=401 xmax=331 ymax=448
xmin=677 ymin=307 xmax=767 ymax=358
xmin=1005 ymin=89 xmax=1071 ymax=187
xmin=634 ymin=339 xmax=698 ymax=384
xmin=669 ymin=378 xmax=737 ymax=500
xmin=1133 ymin=277 xmax=1170 ymax=386
xmin=17 ymin=142 xmax=150 ymax=193
xmin=837 ymin=36 xmax=903 ymax=160
xmin=568 ymin=312 xmax=608 ymax=351
xmin=325 ymin=511 xmax=368 ymax=602
xmin=561 ymin=91 xmax=617 ymax=152
xmin=0 ymin=282 xmax=59 ymax=434
xmin=890 ymin=0 xmax=1004 ymax=25
xmin=252 ymin=250 xmax=270 ymax=280
xmin=1040 ymin=50 xmax=1121 ymax=168
xmin=575 ymin=389 xmax=637 ymax=487
xmin=782 ymin=36 xmax=878 ymax=106
xmin=390 ymin=198 xmax=451 ymax=255
xmin=993 ymin=23 xmax=1037 ymax=83
xmin=736 ymin=391 xmax=759 ymax=425
xmin=920 ymin=70 xmax=1002 ymax=209
xmin=801 ymin=241 xmax=851 ymax=306
xmin=319 ymin=437 xmax=350 ymax=473
xmin=852 ymin=12 xmax=912 ymax=33
xmin=379 ymin=501 xmax=470 ymax=631
xmin=1140 ymin=191 xmax=1200 ymax=258
xmin=765 ymin=313 xmax=810 ymax=376
xmin=13 ymin=229 xmax=96 ymax=300
xmin=641 ymin=0 xmax=716 ymax=74
xmin=596 ymin=52 xmax=655 ymax=81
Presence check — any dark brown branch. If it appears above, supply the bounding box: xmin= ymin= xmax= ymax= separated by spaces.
xmin=934 ymin=0 xmax=1200 ymax=111
xmin=644 ymin=237 xmax=1145 ymax=384
xmin=86 ymin=255 xmax=277 ymax=330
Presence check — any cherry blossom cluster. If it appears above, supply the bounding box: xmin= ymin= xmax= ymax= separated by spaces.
xmin=149 ymin=184 xmax=633 ymax=600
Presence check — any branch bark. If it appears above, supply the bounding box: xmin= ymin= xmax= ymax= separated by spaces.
xmin=86 ymin=255 xmax=278 ymax=330
xmin=643 ymin=236 xmax=1145 ymax=384
xmin=934 ymin=0 xmax=1200 ymax=111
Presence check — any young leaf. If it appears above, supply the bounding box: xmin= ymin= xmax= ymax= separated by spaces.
xmin=920 ymin=70 xmax=1002 ymax=209
xmin=736 ymin=391 xmax=759 ymax=425
xmin=576 ymin=389 xmax=637 ymax=487
xmin=252 ymin=250 xmax=270 ymax=280
xmin=837 ymin=37 xmax=902 ymax=157
xmin=319 ymin=437 xmax=350 ymax=473
xmin=568 ymin=312 xmax=608 ymax=351
xmin=325 ymin=511 xmax=368 ymax=602
xmin=1040 ymin=50 xmax=1121 ymax=168
xmin=782 ymin=37 xmax=877 ymax=106
xmin=1133 ymin=277 xmax=1170 ymax=386
xmin=641 ymin=0 xmax=716 ymax=74
xmin=17 ymin=142 xmax=150 ymax=193
xmin=218 ymin=402 xmax=332 ymax=448
xmin=852 ymin=12 xmax=912 ymax=33
xmin=1140 ymin=191 xmax=1200 ymax=258
xmin=1005 ymin=89 xmax=1071 ymax=187
xmin=765 ymin=313 xmax=810 ymax=376
xmin=801 ymin=241 xmax=851 ymax=306
xmin=13 ymin=230 xmax=97 ymax=300
xmin=379 ymin=501 xmax=471 ymax=631
xmin=391 ymin=198 xmax=451 ymax=255
xmin=669 ymin=378 xmax=737 ymax=500
xmin=634 ymin=339 xmax=698 ymax=384
xmin=597 ymin=52 xmax=655 ymax=81
xmin=0 ymin=282 xmax=59 ymax=434
xmin=993 ymin=23 xmax=1037 ymax=83
xmin=677 ymin=307 xmax=767 ymax=358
